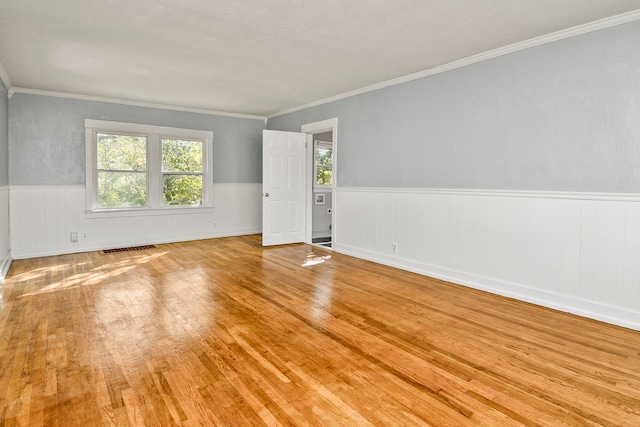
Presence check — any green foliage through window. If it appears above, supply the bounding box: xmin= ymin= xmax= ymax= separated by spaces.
xmin=87 ymin=120 xmax=213 ymax=212
xmin=162 ymin=139 xmax=203 ymax=172
xmin=315 ymin=145 xmax=332 ymax=187
xmin=162 ymin=138 xmax=204 ymax=206
xmin=316 ymin=168 xmax=332 ymax=186
xmin=97 ymin=133 xmax=146 ymax=170
xmin=97 ymin=133 xmax=147 ymax=208
xmin=98 ymin=172 xmax=147 ymax=208
xmin=164 ymin=175 xmax=203 ymax=206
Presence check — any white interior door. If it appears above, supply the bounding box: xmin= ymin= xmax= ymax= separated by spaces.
xmin=262 ymin=130 xmax=307 ymax=246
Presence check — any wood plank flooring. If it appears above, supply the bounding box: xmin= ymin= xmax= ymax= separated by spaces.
xmin=1 ymin=234 xmax=640 ymax=426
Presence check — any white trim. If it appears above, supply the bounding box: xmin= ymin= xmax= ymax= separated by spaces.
xmin=268 ymin=9 xmax=640 ymax=119
xmin=313 ymin=188 xmax=332 ymax=194
xmin=10 ymin=184 xmax=84 ymax=190
xmin=84 ymin=119 xmax=214 ymax=213
xmin=212 ymin=182 xmax=262 ymax=188
xmin=0 ymin=251 xmax=11 ymax=283
xmin=336 ymin=187 xmax=640 ymax=202
xmin=9 ymin=184 xmax=262 ymax=259
xmin=13 ymin=184 xmax=640 ymax=203
xmin=335 ymin=242 xmax=640 ymax=331
xmin=84 ymin=119 xmax=214 ymax=139
xmin=10 ymin=183 xmax=262 ymax=191
xmin=12 ymin=87 xmax=267 ymax=121
xmin=313 ymin=140 xmax=333 ymax=191
xmin=333 ymin=186 xmax=640 ymax=330
xmin=0 ymin=61 xmax=11 ymax=92
xmin=85 ymin=206 xmax=215 ymax=219
xmin=0 ymin=185 xmax=10 ymax=283
xmin=301 ymin=118 xmax=340 ymax=134
xmin=11 ymin=231 xmax=261 ymax=260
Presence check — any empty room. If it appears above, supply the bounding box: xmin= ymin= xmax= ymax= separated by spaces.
xmin=1 ymin=1 xmax=640 ymax=425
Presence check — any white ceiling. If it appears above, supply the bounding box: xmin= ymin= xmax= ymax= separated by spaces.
xmin=1 ymin=0 xmax=640 ymax=117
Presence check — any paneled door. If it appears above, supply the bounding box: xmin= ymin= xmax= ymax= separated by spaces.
xmin=262 ymin=130 xmax=307 ymax=246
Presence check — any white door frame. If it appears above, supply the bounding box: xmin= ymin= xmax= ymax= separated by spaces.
xmin=301 ymin=118 xmax=338 ymax=248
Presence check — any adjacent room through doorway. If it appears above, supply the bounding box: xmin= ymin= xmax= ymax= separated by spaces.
xmin=311 ymin=130 xmax=333 ymax=248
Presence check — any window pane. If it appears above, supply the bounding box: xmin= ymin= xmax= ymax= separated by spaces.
xmin=97 ymin=133 xmax=146 ymax=171
xmin=316 ymin=148 xmax=332 ymax=167
xmin=163 ymin=175 xmax=203 ymax=206
xmin=162 ymin=139 xmax=203 ymax=172
xmin=316 ymin=168 xmax=332 ymax=186
xmin=98 ymin=172 xmax=147 ymax=208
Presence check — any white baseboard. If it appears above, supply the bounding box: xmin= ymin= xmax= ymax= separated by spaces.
xmin=335 ymin=187 xmax=640 ymax=331
xmin=0 ymin=250 xmax=11 ymax=283
xmin=0 ymin=186 xmax=9 ymax=282
xmin=10 ymin=184 xmax=262 ymax=259
xmin=12 ymin=229 xmax=262 ymax=259
xmin=335 ymin=242 xmax=640 ymax=331
xmin=212 ymin=228 xmax=262 ymax=239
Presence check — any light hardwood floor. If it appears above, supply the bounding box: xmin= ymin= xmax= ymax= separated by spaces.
xmin=1 ymin=235 xmax=639 ymax=426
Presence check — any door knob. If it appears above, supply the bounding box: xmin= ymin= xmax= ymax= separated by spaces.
xmin=264 ymin=193 xmax=270 ymax=197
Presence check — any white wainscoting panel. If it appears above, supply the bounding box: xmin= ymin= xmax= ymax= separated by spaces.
xmin=0 ymin=186 xmax=10 ymax=281
xmin=335 ymin=188 xmax=640 ymax=330
xmin=10 ymin=184 xmax=262 ymax=259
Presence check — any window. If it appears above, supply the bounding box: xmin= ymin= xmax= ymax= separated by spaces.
xmin=162 ymin=138 xmax=204 ymax=206
xmin=85 ymin=120 xmax=213 ymax=216
xmin=97 ymin=133 xmax=148 ymax=208
xmin=314 ymin=141 xmax=332 ymax=189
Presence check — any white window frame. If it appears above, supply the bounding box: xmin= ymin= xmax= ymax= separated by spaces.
xmin=85 ymin=119 xmax=213 ymax=218
xmin=314 ymin=140 xmax=333 ymax=191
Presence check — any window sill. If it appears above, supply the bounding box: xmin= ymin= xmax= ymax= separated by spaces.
xmin=85 ymin=206 xmax=214 ymax=219
xmin=313 ymin=187 xmax=333 ymax=193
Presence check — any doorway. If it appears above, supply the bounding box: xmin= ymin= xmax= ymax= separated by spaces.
xmin=301 ymin=118 xmax=338 ymax=250
xmin=261 ymin=119 xmax=337 ymax=248
xmin=311 ymin=132 xmax=333 ymax=248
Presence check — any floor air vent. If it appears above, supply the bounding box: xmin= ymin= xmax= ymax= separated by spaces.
xmin=101 ymin=245 xmax=156 ymax=254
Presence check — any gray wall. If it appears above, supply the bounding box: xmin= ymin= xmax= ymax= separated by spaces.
xmin=268 ymin=20 xmax=640 ymax=193
xmin=9 ymin=94 xmax=265 ymax=185
xmin=313 ymin=191 xmax=332 ymax=236
xmin=0 ymin=81 xmax=8 ymax=186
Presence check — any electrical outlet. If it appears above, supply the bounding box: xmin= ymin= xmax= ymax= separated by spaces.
xmin=392 ymin=242 xmax=398 ymax=254
xmin=82 ymin=232 xmax=88 ymax=240
xmin=70 ymin=232 xmax=78 ymax=243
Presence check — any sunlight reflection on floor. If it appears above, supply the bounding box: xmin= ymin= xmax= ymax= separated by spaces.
xmin=15 ymin=252 xmax=169 ymax=298
xmin=301 ymin=251 xmax=331 ymax=267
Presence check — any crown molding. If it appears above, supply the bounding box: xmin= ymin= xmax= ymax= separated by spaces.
xmin=267 ymin=9 xmax=640 ymax=119
xmin=0 ymin=62 xmax=11 ymax=93
xmin=10 ymin=87 xmax=267 ymax=122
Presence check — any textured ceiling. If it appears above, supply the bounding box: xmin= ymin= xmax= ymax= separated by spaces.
xmin=1 ymin=0 xmax=640 ymax=117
